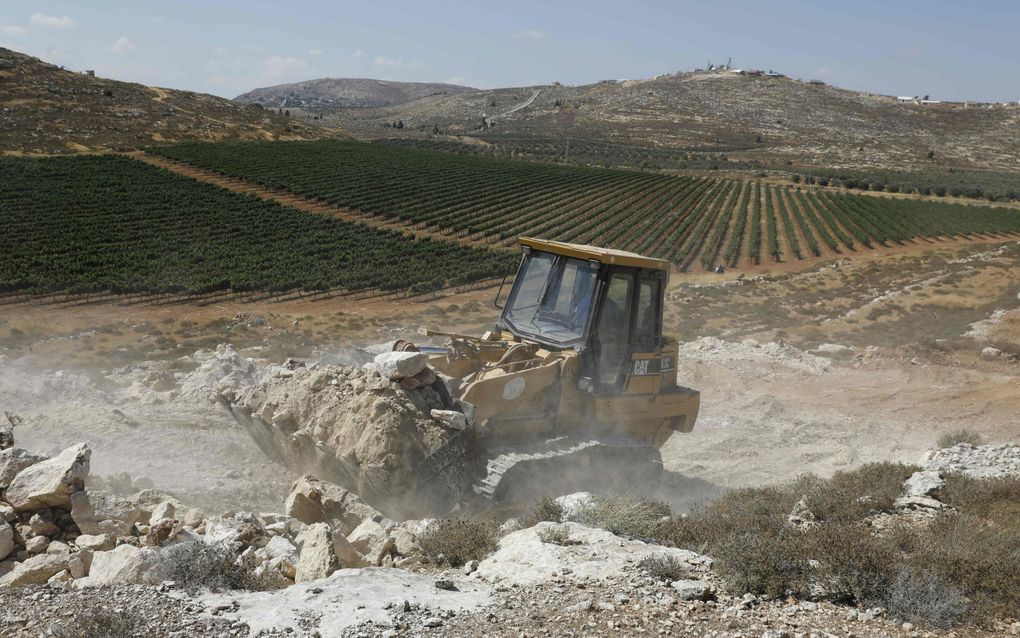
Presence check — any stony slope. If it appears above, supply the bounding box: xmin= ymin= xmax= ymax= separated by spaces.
xmin=314 ymin=72 xmax=1020 ymax=172
xmin=235 ymin=78 xmax=476 ymax=109
xmin=0 ymin=48 xmax=338 ymax=155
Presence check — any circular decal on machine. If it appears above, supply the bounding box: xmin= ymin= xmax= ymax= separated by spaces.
xmin=503 ymin=377 xmax=526 ymax=401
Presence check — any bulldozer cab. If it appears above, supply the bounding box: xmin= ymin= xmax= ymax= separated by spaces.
xmin=498 ymin=237 xmax=670 ymax=395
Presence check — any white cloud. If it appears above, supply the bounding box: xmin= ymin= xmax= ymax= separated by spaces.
xmin=149 ymin=16 xmax=165 ymax=25
xmin=354 ymin=49 xmax=365 ymax=59
xmin=263 ymin=55 xmax=307 ymax=81
xmin=30 ymin=12 xmax=75 ymax=29
xmin=308 ymin=48 xmax=322 ymax=56
xmin=213 ymin=46 xmax=230 ymax=56
xmin=373 ymin=56 xmax=420 ymax=68
xmin=0 ymin=24 xmax=26 ymax=36
xmin=444 ymin=77 xmax=466 ymax=85
xmin=111 ymin=37 xmax=136 ymax=53
xmin=511 ymin=29 xmax=546 ymax=40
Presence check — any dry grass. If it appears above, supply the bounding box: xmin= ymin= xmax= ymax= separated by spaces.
xmin=51 ymin=607 xmax=144 ymax=638
xmin=638 ymin=554 xmax=693 ymax=582
xmin=937 ymin=429 xmax=984 ymax=448
xmin=418 ymin=518 xmax=499 ymax=567
xmin=157 ymin=543 xmax=286 ymax=593
xmin=581 ymin=465 xmax=1020 ymax=628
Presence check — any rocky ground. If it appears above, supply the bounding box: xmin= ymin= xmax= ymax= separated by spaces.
xmin=1 ymin=440 xmax=1018 ymax=637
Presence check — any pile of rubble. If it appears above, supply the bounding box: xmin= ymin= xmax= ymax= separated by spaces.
xmin=0 ymin=424 xmax=429 ymax=591
xmin=224 ymin=350 xmax=474 ymax=514
xmin=921 ymin=442 xmax=1020 ymax=479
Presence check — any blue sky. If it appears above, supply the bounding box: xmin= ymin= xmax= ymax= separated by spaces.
xmin=1 ymin=1 xmax=1017 ymax=101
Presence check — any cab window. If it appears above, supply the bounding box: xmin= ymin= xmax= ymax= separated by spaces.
xmin=596 ymin=272 xmax=634 ymax=387
xmin=634 ymin=277 xmax=661 ymax=348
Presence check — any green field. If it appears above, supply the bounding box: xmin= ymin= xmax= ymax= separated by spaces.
xmin=152 ymin=140 xmax=1020 ymax=269
xmin=0 ymin=155 xmax=511 ymax=296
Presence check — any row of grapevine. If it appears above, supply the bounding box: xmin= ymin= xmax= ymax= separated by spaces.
xmin=146 ymin=140 xmax=1020 ymax=271
xmin=0 ymin=155 xmax=513 ymax=297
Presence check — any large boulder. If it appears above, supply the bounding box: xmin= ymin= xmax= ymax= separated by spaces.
xmin=5 ymin=444 xmax=90 ymax=512
xmin=0 ymin=520 xmax=13 ymax=561
xmin=70 ymin=491 xmax=141 ymax=536
xmin=904 ymin=471 xmax=944 ymax=498
xmin=0 ymin=553 xmax=69 ymax=587
xmin=286 ymin=475 xmax=382 ymax=536
xmin=346 ymin=519 xmax=394 ymax=565
xmin=74 ymin=533 xmax=116 ymax=552
xmin=372 ymin=352 xmax=428 ymax=380
xmin=0 ymin=448 xmax=48 ymax=491
xmin=74 ymin=544 xmax=164 ymax=587
xmin=294 ymin=522 xmax=336 ymax=583
xmin=203 ymin=513 xmax=267 ymax=549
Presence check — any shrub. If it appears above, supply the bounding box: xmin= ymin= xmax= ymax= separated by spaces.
xmin=662 ymin=484 xmax=807 ymax=550
xmin=804 ymin=522 xmax=896 ymax=604
xmin=158 ymin=543 xmax=285 ymax=592
xmin=638 ymin=554 xmax=693 ymax=582
xmin=574 ymin=494 xmax=671 ymax=540
xmin=418 ymin=518 xmax=498 ymax=567
xmin=936 ymin=429 xmax=983 ymax=448
xmin=805 ymin=463 xmax=918 ymax=522
xmin=51 ymin=606 xmax=144 ymax=638
xmin=712 ymin=530 xmax=809 ymax=598
xmin=885 ymin=568 xmax=968 ymax=629
xmin=537 ymin=525 xmax=579 ymax=546
xmin=912 ymin=513 xmax=1020 ymax=623
xmin=939 ymin=474 xmax=1020 ymax=523
xmin=522 ymin=496 xmax=563 ymax=527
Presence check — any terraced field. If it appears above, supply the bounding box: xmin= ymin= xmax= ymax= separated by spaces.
xmin=152 ymin=140 xmax=1020 ymax=270
xmin=0 ymin=155 xmax=511 ymax=297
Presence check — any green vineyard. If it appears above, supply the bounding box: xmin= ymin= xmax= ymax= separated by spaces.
xmin=0 ymin=155 xmax=512 ymax=296
xmin=152 ymin=140 xmax=1020 ymax=269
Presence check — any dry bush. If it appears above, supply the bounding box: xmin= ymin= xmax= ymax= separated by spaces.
xmin=885 ymin=568 xmax=968 ymax=629
xmin=937 ymin=429 xmax=984 ymax=448
xmin=660 ymin=484 xmax=804 ymax=550
xmin=712 ymin=530 xmax=810 ymax=598
xmin=51 ymin=607 xmax=144 ymax=638
xmin=158 ymin=543 xmax=285 ymax=592
xmin=418 ymin=518 xmax=498 ymax=567
xmin=805 ymin=462 xmax=918 ymax=522
xmin=638 ymin=554 xmax=693 ymax=582
xmin=912 ymin=513 xmax=1020 ymax=624
xmin=574 ymin=494 xmax=671 ymax=540
xmin=537 ymin=525 xmax=579 ymax=546
xmin=522 ymin=496 xmax=564 ymax=527
xmin=938 ymin=474 xmax=1020 ymax=523
xmin=804 ymin=522 xmax=896 ymax=604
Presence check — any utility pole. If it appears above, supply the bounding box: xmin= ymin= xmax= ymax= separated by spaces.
xmin=564 ymin=137 xmax=570 ymax=163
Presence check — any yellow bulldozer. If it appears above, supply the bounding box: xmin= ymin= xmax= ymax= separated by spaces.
xmin=229 ymin=236 xmax=700 ymax=511
xmin=403 ymin=236 xmax=700 ymax=506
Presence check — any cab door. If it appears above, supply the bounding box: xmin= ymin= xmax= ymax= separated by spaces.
xmin=593 ymin=269 xmax=635 ymax=392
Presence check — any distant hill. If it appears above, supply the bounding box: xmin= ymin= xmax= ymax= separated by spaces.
xmin=235 ymin=78 xmax=477 ymax=109
xmin=308 ymin=72 xmax=1020 ymax=172
xmin=0 ymin=47 xmax=339 ymax=155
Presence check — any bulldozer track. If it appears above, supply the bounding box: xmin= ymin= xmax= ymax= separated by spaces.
xmin=473 ymin=436 xmax=664 ymax=502
xmin=126 ymin=151 xmax=496 ymax=249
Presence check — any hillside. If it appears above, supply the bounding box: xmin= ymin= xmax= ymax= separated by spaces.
xmin=308 ymin=71 xmax=1020 ymax=172
xmin=148 ymin=140 xmax=1020 ymax=272
xmin=0 ymin=48 xmax=337 ymax=155
xmin=235 ymin=78 xmax=476 ymax=108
